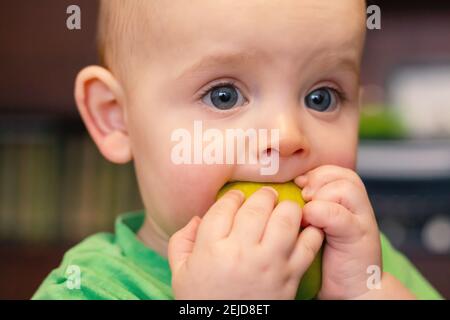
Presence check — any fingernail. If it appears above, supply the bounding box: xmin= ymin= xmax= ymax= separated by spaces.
xmin=189 ymin=216 xmax=200 ymax=226
xmin=302 ymin=187 xmax=311 ymax=199
xmin=261 ymin=186 xmax=278 ymax=197
xmin=229 ymin=189 xmax=245 ymax=199
xmin=296 ymin=175 xmax=307 ymax=185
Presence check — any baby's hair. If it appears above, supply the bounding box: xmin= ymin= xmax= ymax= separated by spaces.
xmin=97 ymin=0 xmax=150 ymax=79
xmin=96 ymin=0 xmax=368 ymax=79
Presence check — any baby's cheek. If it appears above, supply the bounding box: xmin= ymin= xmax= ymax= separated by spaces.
xmin=314 ymin=136 xmax=358 ymax=171
xmin=162 ymin=163 xmax=232 ymax=232
xmin=332 ymin=149 xmax=357 ymax=171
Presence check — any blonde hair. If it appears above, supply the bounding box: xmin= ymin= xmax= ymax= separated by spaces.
xmin=97 ymin=0 xmax=150 ymax=79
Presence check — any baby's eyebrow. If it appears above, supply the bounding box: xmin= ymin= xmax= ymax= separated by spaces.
xmin=176 ymin=50 xmax=359 ymax=81
xmin=319 ymin=54 xmax=360 ymax=74
xmin=176 ymin=50 xmax=260 ymax=80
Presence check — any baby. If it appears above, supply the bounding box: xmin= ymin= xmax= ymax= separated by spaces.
xmin=33 ymin=0 xmax=441 ymax=299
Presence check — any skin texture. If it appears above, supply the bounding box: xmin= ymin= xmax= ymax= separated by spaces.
xmin=75 ymin=0 xmax=415 ymax=299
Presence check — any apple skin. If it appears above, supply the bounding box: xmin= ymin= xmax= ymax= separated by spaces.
xmin=217 ymin=181 xmax=322 ymax=300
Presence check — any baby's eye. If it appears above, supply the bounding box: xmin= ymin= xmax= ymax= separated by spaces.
xmin=201 ymin=84 xmax=246 ymax=110
xmin=304 ymin=87 xmax=338 ymax=112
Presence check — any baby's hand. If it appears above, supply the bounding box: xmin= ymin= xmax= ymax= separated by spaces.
xmin=295 ymin=165 xmax=382 ymax=299
xmin=168 ymin=187 xmax=324 ymax=299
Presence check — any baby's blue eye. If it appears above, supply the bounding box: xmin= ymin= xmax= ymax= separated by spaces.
xmin=304 ymin=87 xmax=337 ymax=112
xmin=202 ymin=85 xmax=246 ymax=110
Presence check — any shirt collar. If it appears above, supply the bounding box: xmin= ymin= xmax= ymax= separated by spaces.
xmin=115 ymin=211 xmax=173 ymax=290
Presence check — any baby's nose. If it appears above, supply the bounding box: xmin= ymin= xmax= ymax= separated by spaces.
xmin=261 ymin=115 xmax=309 ymax=159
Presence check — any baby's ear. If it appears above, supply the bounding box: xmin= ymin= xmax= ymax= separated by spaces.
xmin=74 ymin=66 xmax=132 ymax=164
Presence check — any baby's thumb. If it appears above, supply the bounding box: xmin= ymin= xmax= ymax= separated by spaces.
xmin=168 ymin=216 xmax=201 ymax=273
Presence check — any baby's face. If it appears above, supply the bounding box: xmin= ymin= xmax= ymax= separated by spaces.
xmin=124 ymin=0 xmax=366 ymax=236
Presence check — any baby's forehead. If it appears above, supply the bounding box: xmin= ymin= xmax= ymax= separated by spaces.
xmin=99 ymin=0 xmax=366 ymax=79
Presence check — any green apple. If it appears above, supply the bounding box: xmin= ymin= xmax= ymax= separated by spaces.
xmin=217 ymin=181 xmax=322 ymax=300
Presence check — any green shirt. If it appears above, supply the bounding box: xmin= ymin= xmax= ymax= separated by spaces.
xmin=32 ymin=211 xmax=443 ymax=300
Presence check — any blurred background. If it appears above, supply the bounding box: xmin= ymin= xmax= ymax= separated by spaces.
xmin=0 ymin=0 xmax=449 ymax=299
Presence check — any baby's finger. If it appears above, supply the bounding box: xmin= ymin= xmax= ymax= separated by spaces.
xmin=168 ymin=216 xmax=202 ymax=273
xmin=196 ymin=190 xmax=245 ymax=245
xmin=311 ymin=179 xmax=369 ymax=214
xmin=295 ymin=165 xmax=364 ymax=200
xmin=289 ymin=226 xmax=324 ymax=279
xmin=229 ymin=187 xmax=278 ymax=244
xmin=302 ymin=200 xmax=359 ymax=239
xmin=260 ymin=200 xmax=302 ymax=257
